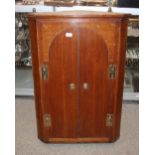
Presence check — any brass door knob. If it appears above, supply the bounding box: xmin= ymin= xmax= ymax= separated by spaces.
xmin=69 ymin=83 xmax=76 ymax=91
xmin=83 ymin=82 xmax=89 ymax=90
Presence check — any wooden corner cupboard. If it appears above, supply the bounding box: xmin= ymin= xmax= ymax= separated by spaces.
xmin=28 ymin=11 xmax=130 ymax=143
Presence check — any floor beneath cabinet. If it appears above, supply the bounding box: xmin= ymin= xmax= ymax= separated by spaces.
xmin=15 ymin=97 xmax=138 ymax=155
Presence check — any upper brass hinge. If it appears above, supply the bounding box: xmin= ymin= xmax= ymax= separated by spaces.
xmin=41 ymin=64 xmax=48 ymax=80
xmin=43 ymin=113 xmax=51 ymax=128
xmin=106 ymin=113 xmax=113 ymax=127
xmin=109 ymin=64 xmax=116 ymax=80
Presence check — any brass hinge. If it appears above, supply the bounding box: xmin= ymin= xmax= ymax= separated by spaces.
xmin=41 ymin=64 xmax=48 ymax=80
xmin=106 ymin=113 xmax=113 ymax=127
xmin=109 ymin=64 xmax=116 ymax=80
xmin=43 ymin=113 xmax=51 ymax=127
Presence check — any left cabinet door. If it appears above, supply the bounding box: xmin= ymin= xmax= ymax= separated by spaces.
xmin=38 ymin=25 xmax=79 ymax=139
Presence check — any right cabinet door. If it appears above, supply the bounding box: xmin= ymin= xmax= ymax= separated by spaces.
xmin=78 ymin=28 xmax=110 ymax=138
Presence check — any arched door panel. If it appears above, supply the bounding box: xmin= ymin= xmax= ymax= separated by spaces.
xmin=45 ymin=28 xmax=78 ymax=138
xmin=78 ymin=28 xmax=109 ymax=137
xmin=43 ymin=27 xmax=110 ymax=139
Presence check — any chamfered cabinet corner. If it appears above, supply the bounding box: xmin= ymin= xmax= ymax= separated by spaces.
xmin=28 ymin=11 xmax=130 ymax=143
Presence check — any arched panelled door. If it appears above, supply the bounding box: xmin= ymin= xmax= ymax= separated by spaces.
xmin=43 ymin=27 xmax=110 ymax=139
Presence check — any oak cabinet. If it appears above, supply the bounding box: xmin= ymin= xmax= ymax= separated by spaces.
xmin=28 ymin=11 xmax=129 ymax=143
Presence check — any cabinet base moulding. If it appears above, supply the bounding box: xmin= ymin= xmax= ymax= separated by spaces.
xmin=41 ymin=137 xmax=119 ymax=143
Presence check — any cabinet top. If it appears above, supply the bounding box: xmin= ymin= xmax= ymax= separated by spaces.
xmin=28 ymin=11 xmax=130 ymax=19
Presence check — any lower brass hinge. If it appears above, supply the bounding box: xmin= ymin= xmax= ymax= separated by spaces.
xmin=109 ymin=64 xmax=116 ymax=80
xmin=41 ymin=64 xmax=48 ymax=80
xmin=106 ymin=113 xmax=113 ymax=127
xmin=43 ymin=113 xmax=51 ymax=127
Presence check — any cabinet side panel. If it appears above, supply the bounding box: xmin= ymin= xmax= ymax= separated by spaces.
xmin=28 ymin=17 xmax=44 ymax=139
xmin=113 ymin=19 xmax=128 ymax=140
